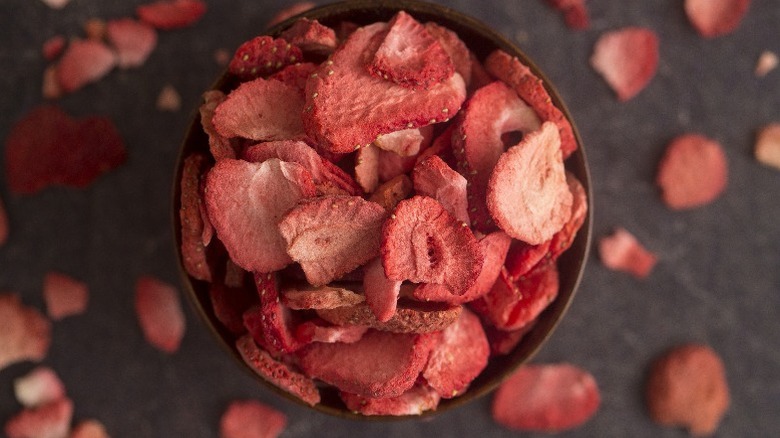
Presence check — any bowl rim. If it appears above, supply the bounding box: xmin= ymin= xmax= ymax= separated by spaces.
xmin=171 ymin=0 xmax=593 ymax=420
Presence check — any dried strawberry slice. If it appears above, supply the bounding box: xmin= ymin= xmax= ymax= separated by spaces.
xmin=71 ymin=420 xmax=109 ymax=438
xmin=135 ymin=276 xmax=185 ymax=353
xmin=209 ymin=282 xmax=255 ymax=335
xmin=755 ymin=123 xmax=780 ymax=170
xmin=340 ymin=385 xmax=441 ymax=416
xmin=548 ymin=172 xmax=588 ymax=261
xmin=199 ymin=91 xmax=239 ymax=160
xmin=228 ymin=36 xmax=303 ymax=81
xmin=179 ymin=152 xmax=212 ymax=282
xmin=0 ymin=195 xmax=8 ymax=246
xmin=378 ymin=148 xmax=421 ymax=183
xmin=281 ymin=284 xmax=365 ymax=310
xmin=56 ymin=39 xmax=116 ymax=93
xmin=4 ymin=397 xmax=73 ymax=438
xmin=590 ymin=27 xmax=659 ymax=101
xmin=13 ymin=367 xmax=66 ymax=408
xmin=279 ymin=18 xmax=338 ymax=55
xmin=485 ymin=322 xmax=535 ymax=356
xmin=204 ymin=158 xmax=316 ymax=272
xmin=268 ymin=2 xmax=316 ymax=27
xmin=368 ymin=174 xmax=413 ymax=211
xmin=0 ymin=294 xmax=51 ymax=371
xmin=156 ymin=84 xmax=181 ymax=111
xmin=412 ymin=155 xmax=470 ymax=226
xmin=295 ymin=318 xmax=368 ymax=344
xmin=248 ymin=272 xmax=304 ymax=354
xmin=270 ymin=62 xmax=319 ymax=95
xmin=136 ymin=0 xmax=206 ymax=30
xmin=416 ymin=123 xmax=457 ymax=169
xmin=424 ymin=22 xmax=472 ymax=88
xmin=236 ymin=334 xmax=321 ymax=406
xmin=297 ymin=330 xmax=436 ymax=398
xmin=656 ymin=134 xmax=728 ymax=210
xmin=685 ymin=0 xmax=750 ymax=38
xmin=755 ymin=51 xmax=778 ymax=78
xmin=43 ymin=272 xmax=88 ymax=320
xmin=220 ymin=400 xmax=287 ymax=438
xmin=316 ymin=300 xmax=461 ymax=334
xmin=363 ymin=257 xmax=402 ymax=322
xmin=304 ymin=22 xmax=466 ymax=154
xmin=106 ymin=18 xmax=158 ymax=69
xmin=382 ymin=196 xmax=482 ymax=295
xmin=598 ymin=228 xmax=657 ymax=278
xmin=375 ymin=126 xmax=433 ymax=157
xmin=278 ymin=195 xmax=387 ymax=286
xmin=355 ymin=144 xmax=380 ymax=193
xmin=492 ymin=363 xmax=600 ymax=432
xmin=505 ymin=241 xmax=551 ymax=279
xmin=546 ymin=0 xmax=590 ymax=30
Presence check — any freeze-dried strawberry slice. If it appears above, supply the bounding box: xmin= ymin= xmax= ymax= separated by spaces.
xmin=375 ymin=126 xmax=433 ymax=157
xmin=685 ymin=0 xmax=750 ymax=38
xmin=487 ymin=122 xmax=572 ymax=245
xmin=369 ymin=11 xmax=455 ymax=89
xmin=368 ymin=174 xmax=413 ymax=211
xmin=236 ymin=334 xmax=321 ymax=406
xmin=475 ymin=265 xmax=559 ymax=331
xmin=4 ymin=397 xmax=73 ymax=438
xmin=13 ymin=367 xmax=66 ymax=408
xmin=355 ymin=144 xmax=380 ymax=193
xmin=546 ymin=0 xmax=590 ymax=30
xmin=268 ymin=2 xmax=316 ymax=26
xmin=106 ymin=18 xmax=157 ymax=69
xmin=590 ymin=27 xmax=659 ymax=101
xmin=382 ymin=196 xmax=482 ymax=295
xmin=56 ymin=39 xmax=116 ymax=93
xmin=304 ymin=22 xmax=466 ymax=154
xmin=199 ymin=90 xmax=239 ymax=160
xmin=43 ymin=272 xmax=88 ymax=320
xmin=0 ymin=294 xmax=51 ymax=371
xmin=363 ymin=257 xmax=402 ymax=322
xmin=755 ymin=123 xmax=780 ymax=170
xmin=71 ymin=420 xmax=109 ymax=438
xmin=295 ymin=319 xmax=368 ymax=344
xmin=492 ymin=363 xmax=600 ymax=432
xmin=42 ymin=35 xmax=66 ymax=61
xmin=413 ymin=155 xmax=470 ymax=225
xmin=0 ymin=195 xmax=8 ymax=246
xmin=135 ymin=276 xmax=185 ymax=353
xmin=422 ymin=309 xmax=489 ymax=398
xmin=213 ymin=78 xmax=305 ymax=141
xmin=279 ymin=195 xmax=387 ymax=286
xmin=598 ymin=228 xmax=657 ymax=278
xmin=280 ymin=18 xmax=338 ymax=55
xmin=505 ymin=241 xmax=551 ymax=279
xmin=317 ymin=300 xmax=461 ymax=333
xmin=210 ymin=282 xmax=255 ymax=335
xmin=220 ymin=400 xmax=287 ymax=438
xmin=247 ymin=273 xmax=304 ymax=354
xmin=179 ymin=153 xmax=213 ymax=282
xmin=656 ymin=134 xmax=728 ymax=210
xmin=205 ymin=158 xmax=316 ymax=272
xmin=281 ymin=284 xmax=365 ymax=310
xmin=228 ymin=36 xmax=303 ymax=81
xmin=270 ymin=62 xmax=318 ymax=95
xmin=340 ymin=385 xmax=441 ymax=416
xmin=548 ymin=172 xmax=588 ymax=260
xmin=424 ymin=22 xmax=472 ymax=88
xmin=137 ymin=0 xmax=206 ymax=30
xmin=298 ymin=330 xmax=436 ymax=398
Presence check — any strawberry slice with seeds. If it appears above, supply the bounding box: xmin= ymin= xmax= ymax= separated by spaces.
xmin=209 ymin=282 xmax=255 ymax=335
xmin=295 ymin=319 xmax=368 ymax=344
xmin=492 ymin=363 xmax=600 ymax=432
xmin=43 ymin=272 xmax=88 ymax=320
xmin=13 ymin=367 xmax=66 ymax=408
xmin=0 ymin=294 xmax=51 ymax=371
xmin=546 ymin=0 xmax=590 ymax=30
xmin=316 ymin=300 xmax=461 ymax=334
xmin=382 ymin=196 xmax=483 ymax=295
xmin=413 ymin=155 xmax=470 ymax=226
xmin=270 ymin=62 xmax=319 ymax=95
xmin=228 ymin=36 xmax=303 ymax=81
xmin=106 ymin=18 xmax=158 ymax=69
xmin=281 ymin=284 xmax=365 ymax=310
xmin=590 ymin=27 xmax=659 ymax=101
xmin=56 ymin=39 xmax=116 ymax=93
xmin=236 ymin=334 xmax=321 ymax=406
xmin=304 ymin=22 xmax=466 ymax=154
xmin=135 ymin=276 xmax=185 ymax=353
xmin=598 ymin=228 xmax=657 ymax=278
xmin=685 ymin=0 xmax=751 ymax=38
xmin=199 ymin=90 xmax=239 ymax=160
xmin=340 ymin=385 xmax=441 ymax=416
xmin=137 ymin=0 xmax=206 ymax=30
xmin=368 ymin=174 xmax=413 ymax=211
xmin=279 ymin=18 xmax=338 ymax=55
xmin=363 ymin=257 xmax=402 ymax=322
xmin=656 ymin=134 xmax=728 ymax=210
xmin=424 ymin=22 xmax=472 ymax=88
xmin=220 ymin=400 xmax=287 ymax=438
xmin=278 ymin=195 xmax=387 ymax=286
xmin=205 ymin=158 xmax=316 ymax=272
xmin=4 ymin=398 xmax=73 ymax=438
xmin=179 ymin=153 xmax=213 ymax=282
xmin=755 ymin=123 xmax=780 ymax=170
xmin=248 ymin=272 xmax=304 ymax=354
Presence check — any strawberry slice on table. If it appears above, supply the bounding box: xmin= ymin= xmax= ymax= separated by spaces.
xmin=220 ymin=400 xmax=287 ymax=438
xmin=684 ymin=0 xmax=751 ymax=38
xmin=179 ymin=152 xmax=213 ymax=282
xmin=0 ymin=294 xmax=51 ymax=372
xmin=136 ymin=0 xmax=206 ymax=30
xmin=4 ymin=397 xmax=73 ymax=438
xmin=43 ymin=272 xmax=88 ymax=320
xmin=363 ymin=257 xmax=402 ymax=322
xmin=280 ymin=284 xmax=365 ymax=310
xmin=656 ymin=134 xmax=728 ymax=210
xmin=135 ymin=276 xmax=185 ymax=353
xmin=279 ymin=18 xmax=338 ymax=55
xmin=303 ymin=22 xmax=466 ymax=154
xmin=106 ymin=18 xmax=158 ymax=69
xmin=316 ymin=300 xmax=461 ymax=334
xmin=590 ymin=27 xmax=659 ymax=102
xmin=71 ymin=420 xmax=109 ymax=438
xmin=13 ymin=367 xmax=66 ymax=409
xmin=412 ymin=155 xmax=470 ymax=226
xmin=56 ymin=39 xmax=116 ymax=93
xmin=546 ymin=0 xmax=590 ymax=30
xmin=228 ymin=36 xmax=303 ymax=81
xmin=340 ymin=385 xmax=441 ymax=416
xmin=598 ymin=228 xmax=657 ymax=279
xmin=204 ymin=158 xmax=316 ymax=273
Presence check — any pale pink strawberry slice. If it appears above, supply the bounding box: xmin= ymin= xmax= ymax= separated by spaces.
xmin=281 ymin=284 xmax=365 ymax=310
xmin=656 ymin=134 xmax=728 ymax=210
xmin=340 ymin=385 xmax=441 ymax=416
xmin=179 ymin=152 xmax=213 ymax=282
xmin=755 ymin=123 xmax=780 ymax=170
xmin=297 ymin=330 xmax=436 ymax=398
xmin=685 ymin=0 xmax=751 ymax=38
xmin=598 ymin=228 xmax=657 ymax=278
xmin=492 ymin=363 xmax=600 ymax=432
xmin=422 ymin=308 xmax=489 ymax=398
xmin=368 ymin=174 xmax=413 ymax=211
xmin=42 ymin=272 xmax=88 ymax=320
xmin=303 ymin=22 xmax=466 ymax=154
xmin=374 ymin=126 xmax=433 ymax=157
xmin=0 ymin=195 xmax=8 ymax=246
xmin=228 ymin=36 xmax=303 ymax=81
xmin=4 ymin=398 xmax=73 ymax=438
xmin=0 ymin=294 xmax=51 ymax=371
xmin=412 ymin=155 xmax=470 ymax=225
xmin=424 ymin=22 xmax=472 ymax=88
xmin=70 ymin=420 xmax=109 ymax=438
xmin=56 ymin=39 xmax=116 ymax=93
xmin=220 ymin=400 xmax=287 ymax=438
xmin=106 ymin=18 xmax=157 ymax=69
xmin=135 ymin=276 xmax=185 ymax=353
xmin=295 ymin=318 xmax=369 ymax=345
xmin=590 ymin=27 xmax=659 ymax=101
xmin=270 ymin=62 xmax=319 ymax=95
xmin=278 ymin=195 xmax=387 ymax=286
xmin=382 ymin=196 xmax=483 ymax=295
xmin=316 ymin=300 xmax=461 ymax=334
xmin=487 ymin=122 xmax=572 ymax=245
xmin=209 ymin=282 xmax=255 ymax=335
xmin=42 ymin=35 xmax=66 ymax=61
xmin=268 ymin=2 xmax=316 ymax=27
xmin=40 ymin=0 xmax=69 ymax=10
xmin=13 ymin=367 xmax=66 ymax=408
xmin=205 ymin=158 xmax=316 ymax=272
xmin=136 ymin=0 xmax=206 ymax=30
xmin=236 ymin=334 xmax=321 ymax=406
xmin=363 ymin=257 xmax=402 ymax=322
xmin=546 ymin=0 xmax=590 ymax=30
xmin=754 ymin=51 xmax=778 ymax=78
xmin=213 ymin=78 xmax=305 ymax=141
xmin=355 ymin=143 xmax=380 ymax=193
xmin=279 ymin=18 xmax=338 ymax=55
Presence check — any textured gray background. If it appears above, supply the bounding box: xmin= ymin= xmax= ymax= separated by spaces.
xmin=1 ymin=0 xmax=779 ymax=436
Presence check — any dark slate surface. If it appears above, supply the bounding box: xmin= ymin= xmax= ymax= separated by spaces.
xmin=1 ymin=0 xmax=779 ymax=436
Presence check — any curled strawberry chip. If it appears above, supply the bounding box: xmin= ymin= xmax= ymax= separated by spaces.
xmin=656 ymin=134 xmax=728 ymax=210
xmin=598 ymin=228 xmax=657 ymax=279
xmin=279 ymin=18 xmax=338 ymax=55
xmin=505 ymin=241 xmax=551 ymax=279
xmin=4 ymin=397 xmax=74 ymax=438
xmin=220 ymin=400 xmax=287 ymax=438
xmin=340 ymin=385 xmax=441 ymax=416
xmin=546 ymin=0 xmax=590 ymax=30
xmin=0 ymin=294 xmax=51 ymax=371
xmin=43 ymin=272 xmax=88 ymax=320
xmin=368 ymin=174 xmax=414 ymax=211
xmin=316 ymin=300 xmax=461 ymax=334
xmin=685 ymin=0 xmax=751 ymax=38
xmin=248 ymin=273 xmax=305 ymax=354
xmin=56 ymin=39 xmax=116 ymax=93
xmin=363 ymin=257 xmax=402 ymax=322
xmin=136 ymin=0 xmax=207 ymax=30
xmin=13 ymin=367 xmax=66 ymax=408
xmin=228 ymin=36 xmax=303 ymax=81
xmin=590 ymin=27 xmax=659 ymax=101
xmin=106 ymin=18 xmax=158 ymax=69
xmin=134 ymin=276 xmax=186 ymax=353
xmin=755 ymin=123 xmax=780 ymax=170
xmin=412 ymin=155 xmax=470 ymax=226
xmin=548 ymin=172 xmax=588 ymax=261
xmin=281 ymin=284 xmax=365 ymax=310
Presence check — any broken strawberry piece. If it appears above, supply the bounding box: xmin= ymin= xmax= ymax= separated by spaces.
xmin=475 ymin=265 xmax=559 ymax=331
xmin=268 ymin=2 xmax=316 ymax=27
xmin=505 ymin=241 xmax=551 ymax=279
xmin=485 ymin=323 xmax=534 ymax=356
xmin=546 ymin=0 xmax=590 ymax=30
xmin=368 ymin=174 xmax=413 ymax=211
xmin=378 ymin=148 xmax=420 ymax=182
xmin=382 ymin=196 xmax=483 ymax=295
xmin=412 ymin=155 xmax=470 ymax=225
xmin=298 ymin=330 xmax=436 ymax=398
xmin=685 ymin=0 xmax=751 ymax=38
xmin=303 ymin=22 xmax=466 ymax=154
xmin=106 ymin=18 xmax=158 ymax=69
xmin=134 ymin=276 xmax=185 ymax=353
xmin=317 ymin=300 xmax=461 ymax=334
xmin=281 ymin=284 xmax=365 ymax=310
xmin=278 ymin=195 xmax=387 ymax=286
xmin=416 ymin=123 xmax=456 ymax=168
xmin=210 ymin=282 xmax=255 ymax=335
xmin=248 ymin=272 xmax=304 ymax=354
xmin=355 ymin=144 xmax=381 ymax=193
xmin=42 ymin=35 xmax=66 ymax=61
xmin=4 ymin=397 xmax=73 ymax=438
xmin=220 ymin=400 xmax=287 ymax=438
xmin=295 ymin=319 xmax=369 ymax=344
xmin=179 ymin=153 xmax=213 ymax=282
xmin=228 ymin=36 xmax=303 ymax=81
xmin=43 ymin=272 xmax=88 ymax=320
xmin=205 ymin=158 xmax=316 ymax=272
xmin=590 ymin=27 xmax=659 ymax=101
xmin=656 ymin=134 xmax=728 ymax=209
xmin=236 ymin=334 xmax=321 ymax=406
xmin=83 ymin=18 xmax=107 ymax=40
xmin=136 ymin=0 xmax=206 ymax=30
xmin=70 ymin=420 xmax=109 ymax=438
xmin=548 ymin=172 xmax=588 ymax=261
xmin=199 ymin=90 xmax=238 ymax=160
xmin=340 ymin=385 xmax=441 ymax=416
xmin=279 ymin=18 xmax=338 ymax=55
xmin=374 ymin=126 xmax=433 ymax=157
xmin=492 ymin=363 xmax=600 ymax=432
xmin=422 ymin=309 xmax=489 ymax=398
xmin=156 ymin=84 xmax=181 ymax=111
xmin=487 ymin=122 xmax=572 ymax=245
xmin=13 ymin=367 xmax=66 ymax=409
xmin=598 ymin=228 xmax=657 ymax=279
xmin=213 ymin=78 xmax=305 ymax=141
xmin=56 ymin=39 xmax=116 ymax=93
xmin=363 ymin=257 xmax=402 ymax=322
xmin=0 ymin=195 xmax=8 ymax=246
xmin=755 ymin=123 xmax=780 ymax=170
xmin=424 ymin=22 xmax=472 ymax=88
xmin=0 ymin=294 xmax=51 ymax=371
xmin=270 ymin=62 xmax=319 ymax=97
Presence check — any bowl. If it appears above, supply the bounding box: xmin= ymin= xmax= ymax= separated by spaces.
xmin=172 ymin=0 xmax=592 ymax=419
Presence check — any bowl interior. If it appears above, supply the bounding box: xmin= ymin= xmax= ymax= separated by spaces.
xmin=172 ymin=0 xmax=592 ymax=420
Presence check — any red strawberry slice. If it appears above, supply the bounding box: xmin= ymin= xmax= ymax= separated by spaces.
xmin=278 ymin=195 xmax=387 ymax=286
xmin=590 ymin=27 xmax=659 ymax=101
xmin=13 ymin=367 xmax=66 ymax=408
xmin=492 ymin=363 xmax=600 ymax=432
xmin=295 ymin=319 xmax=368 ymax=344
xmin=685 ymin=0 xmax=750 ymax=38
xmin=340 ymin=385 xmax=441 ymax=416
xmin=375 ymin=126 xmax=433 ymax=157
xmin=279 ymin=18 xmax=338 ymax=55
xmin=199 ymin=90 xmax=239 ymax=160
xmin=656 ymin=134 xmax=728 ymax=210
xmin=135 ymin=276 xmax=185 ymax=353
xmin=204 ymin=158 xmax=316 ymax=273
xmin=106 ymin=18 xmax=158 ymax=69
xmin=213 ymin=78 xmax=305 ymax=141
xmin=4 ymin=398 xmax=73 ymax=438
xmin=70 ymin=420 xmax=109 ymax=438
xmin=0 ymin=195 xmax=8 ymax=246
xmin=316 ymin=300 xmax=461 ymax=334
xmin=546 ymin=0 xmax=590 ymax=30
xmin=247 ymin=272 xmax=304 ymax=354
xmin=382 ymin=196 xmax=483 ymax=295
xmin=228 ymin=36 xmax=303 ymax=81
xmin=270 ymin=62 xmax=319 ymax=95
xmin=209 ymin=282 xmax=255 ymax=335
xmin=56 ymin=39 xmax=116 ymax=93
xmin=487 ymin=122 xmax=572 ymax=245
xmin=355 ymin=143 xmax=380 ymax=193
xmin=43 ymin=272 xmax=88 ymax=320
xmin=136 ymin=0 xmax=206 ymax=30
xmin=368 ymin=174 xmax=413 ymax=211
xmin=424 ymin=22 xmax=472 ymax=88
xmin=42 ymin=35 xmax=66 ymax=61
xmin=755 ymin=123 xmax=780 ymax=170
xmin=0 ymin=294 xmax=51 ymax=371
xmin=297 ymin=330 xmax=436 ymax=398
xmin=268 ymin=2 xmax=316 ymax=27
xmin=505 ymin=240 xmax=552 ymax=279
xmin=548 ymin=172 xmax=588 ymax=261
xmin=412 ymin=155 xmax=470 ymax=226
xmin=179 ymin=152 xmax=212 ymax=282
xmin=220 ymin=400 xmax=287 ymax=438
xmin=281 ymin=284 xmax=365 ymax=310
xmin=363 ymin=257 xmax=402 ymax=322
xmin=236 ymin=334 xmax=321 ymax=406
xmin=303 ymin=22 xmax=466 ymax=154
xmin=422 ymin=308 xmax=489 ymax=398
xmin=598 ymin=228 xmax=657 ymax=278
xmin=369 ymin=11 xmax=455 ymax=90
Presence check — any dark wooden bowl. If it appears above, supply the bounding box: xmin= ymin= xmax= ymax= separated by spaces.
xmin=172 ymin=0 xmax=592 ymax=420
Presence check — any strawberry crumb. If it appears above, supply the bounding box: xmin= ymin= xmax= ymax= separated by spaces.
xmin=755 ymin=50 xmax=778 ymax=77
xmin=156 ymin=84 xmax=182 ymax=111
xmin=13 ymin=366 xmax=66 ymax=408
xmin=43 ymin=271 xmax=89 ymax=320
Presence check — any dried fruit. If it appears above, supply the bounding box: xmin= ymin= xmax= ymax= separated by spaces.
xmin=0 ymin=195 xmax=8 ymax=246
xmin=249 ymin=273 xmax=304 ymax=354
xmin=340 ymin=385 xmax=440 ymax=416
xmin=156 ymin=84 xmax=181 ymax=111
xmin=755 ymin=123 xmax=780 ymax=170
xmin=656 ymin=134 xmax=728 ymax=209
xmin=228 ymin=36 xmax=303 ymax=81
xmin=545 ymin=0 xmax=589 ymax=30
xmin=13 ymin=367 xmax=66 ymax=408
xmin=0 ymin=294 xmax=51 ymax=371
xmin=295 ymin=319 xmax=368 ymax=344
xmin=43 ymin=272 xmax=89 ymax=320
xmin=106 ymin=18 xmax=158 ymax=69
xmin=136 ymin=0 xmax=207 ymax=30
xmin=316 ymin=300 xmax=461 ymax=333
xmin=590 ymin=27 xmax=659 ymax=101
xmin=368 ymin=174 xmax=413 ymax=211
xmin=281 ymin=284 xmax=365 ymax=310
xmin=42 ymin=35 xmax=66 ymax=61
xmin=424 ymin=22 xmax=472 ymax=87
xmin=279 ymin=18 xmax=338 ymax=55
xmin=755 ymin=50 xmax=778 ymax=77
xmin=363 ymin=257 xmax=402 ymax=322
xmin=412 ymin=155 xmax=470 ymax=225
xmin=70 ymin=420 xmax=109 ymax=438
xmin=179 ymin=153 xmax=213 ymax=282
xmin=134 ymin=276 xmax=186 ymax=353
xmin=220 ymin=400 xmax=287 ymax=438
xmin=56 ymin=39 xmax=116 ymax=93
xmin=598 ymin=228 xmax=657 ymax=278
xmin=4 ymin=398 xmax=73 ymax=438
xmin=684 ymin=0 xmax=751 ymax=38
xmin=199 ymin=90 xmax=237 ymax=160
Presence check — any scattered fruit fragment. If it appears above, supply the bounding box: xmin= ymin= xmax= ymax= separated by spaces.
xmin=220 ymin=400 xmax=287 ymax=438
xmin=545 ymin=0 xmax=590 ymax=30
xmin=646 ymin=344 xmax=729 ymax=436
xmin=684 ymin=0 xmax=751 ymax=38
xmin=754 ymin=123 xmax=780 ymax=170
xmin=70 ymin=420 xmax=110 ymax=438
xmin=136 ymin=0 xmax=207 ymax=30
xmin=0 ymin=294 xmax=51 ymax=371
xmin=656 ymin=134 xmax=728 ymax=209
xmin=134 ymin=276 xmax=186 ymax=353
xmin=83 ymin=18 xmax=107 ymax=40
xmin=4 ymin=397 xmax=73 ymax=438
xmin=598 ymin=228 xmax=657 ymax=278
xmin=340 ymin=385 xmax=441 ymax=416
xmin=156 ymin=84 xmax=181 ymax=111
xmin=590 ymin=27 xmax=659 ymax=101
xmin=106 ymin=18 xmax=158 ymax=69
xmin=13 ymin=367 xmax=66 ymax=408
xmin=43 ymin=272 xmax=89 ymax=320
xmin=39 ymin=0 xmax=70 ymax=9
xmin=42 ymin=35 xmax=66 ymax=61
xmin=55 ymin=39 xmax=116 ymax=93
xmin=755 ymin=50 xmax=778 ymax=77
